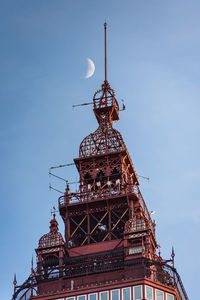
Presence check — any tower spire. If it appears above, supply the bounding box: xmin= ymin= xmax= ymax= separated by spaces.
xmin=31 ymin=254 xmax=34 ymax=273
xmin=104 ymin=22 xmax=107 ymax=82
xmin=13 ymin=273 xmax=17 ymax=294
xmin=171 ymin=246 xmax=175 ymax=268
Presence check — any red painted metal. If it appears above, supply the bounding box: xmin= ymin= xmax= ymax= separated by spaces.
xmin=12 ymin=23 xmax=189 ymax=300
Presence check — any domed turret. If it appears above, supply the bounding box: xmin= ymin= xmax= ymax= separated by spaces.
xmin=35 ymin=212 xmax=66 ymax=280
xmin=38 ymin=214 xmax=64 ymax=249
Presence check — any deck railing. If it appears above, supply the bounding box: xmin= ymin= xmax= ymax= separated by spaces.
xmin=12 ymin=255 xmax=188 ymax=300
xmin=59 ymin=185 xmax=155 ymax=236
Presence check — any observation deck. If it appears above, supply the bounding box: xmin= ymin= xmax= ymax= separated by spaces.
xmin=12 ymin=249 xmax=189 ymax=300
xmin=58 ymin=184 xmax=155 ymax=238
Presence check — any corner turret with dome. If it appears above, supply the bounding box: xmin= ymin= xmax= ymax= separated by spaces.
xmin=37 ymin=212 xmax=65 ymax=249
xmin=35 ymin=211 xmax=66 ymax=292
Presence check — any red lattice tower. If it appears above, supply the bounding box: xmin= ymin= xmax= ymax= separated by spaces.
xmin=12 ymin=23 xmax=189 ymax=300
xmin=58 ymin=23 xmax=157 ymax=259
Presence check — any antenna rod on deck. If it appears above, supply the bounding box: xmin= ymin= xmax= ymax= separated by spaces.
xmin=137 ymin=174 xmax=150 ymax=181
xmin=49 ymin=171 xmax=68 ymax=183
xmin=49 ymin=163 xmax=74 ymax=170
xmin=72 ymin=102 xmax=93 ymax=108
xmin=49 ymin=184 xmax=64 ymax=194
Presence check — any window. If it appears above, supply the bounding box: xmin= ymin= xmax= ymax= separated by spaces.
xmin=67 ymin=298 xmax=75 ymax=300
xmin=122 ymin=287 xmax=131 ymax=300
xmin=89 ymin=294 xmax=97 ymax=300
xmin=155 ymin=290 xmax=164 ymax=300
xmin=134 ymin=285 xmax=142 ymax=300
xmin=166 ymin=294 xmax=174 ymax=300
xmin=111 ymin=289 xmax=120 ymax=300
xmin=100 ymin=291 xmax=108 ymax=300
xmin=78 ymin=295 xmax=86 ymax=300
xmin=146 ymin=286 xmax=153 ymax=300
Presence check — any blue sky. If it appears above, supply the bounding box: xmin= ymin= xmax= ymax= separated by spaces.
xmin=0 ymin=1 xmax=199 ymax=299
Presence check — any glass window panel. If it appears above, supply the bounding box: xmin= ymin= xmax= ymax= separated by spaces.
xmin=146 ymin=286 xmax=153 ymax=300
xmin=166 ymin=294 xmax=174 ymax=300
xmin=89 ymin=294 xmax=97 ymax=300
xmin=67 ymin=298 xmax=75 ymax=300
xmin=112 ymin=289 xmax=120 ymax=300
xmin=134 ymin=286 xmax=142 ymax=300
xmin=101 ymin=291 xmax=108 ymax=300
xmin=123 ymin=287 xmax=131 ymax=300
xmin=78 ymin=296 xmax=86 ymax=300
xmin=156 ymin=290 xmax=164 ymax=300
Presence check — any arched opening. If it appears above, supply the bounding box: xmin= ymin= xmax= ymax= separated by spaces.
xmin=96 ymin=169 xmax=106 ymax=187
xmin=42 ymin=255 xmax=59 ymax=268
xmin=84 ymin=172 xmax=93 ymax=185
xmin=110 ymin=167 xmax=121 ymax=185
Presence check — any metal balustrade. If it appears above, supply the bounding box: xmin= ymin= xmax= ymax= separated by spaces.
xmin=58 ymin=185 xmax=155 ymax=237
xmin=12 ymin=255 xmax=188 ymax=300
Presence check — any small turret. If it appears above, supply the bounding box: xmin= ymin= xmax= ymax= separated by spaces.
xmin=35 ymin=211 xmax=66 ymax=281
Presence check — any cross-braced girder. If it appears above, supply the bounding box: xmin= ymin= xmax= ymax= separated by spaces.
xmin=67 ymin=203 xmax=130 ymax=248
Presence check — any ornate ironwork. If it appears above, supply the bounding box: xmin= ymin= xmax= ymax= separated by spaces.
xmin=38 ymin=232 xmax=64 ymax=248
xmin=12 ymin=254 xmax=189 ymax=300
xmin=12 ymin=23 xmax=188 ymax=300
xmin=79 ymin=123 xmax=124 ymax=158
xmin=124 ymin=216 xmax=147 ymax=234
xmin=59 ymin=184 xmax=155 ymax=237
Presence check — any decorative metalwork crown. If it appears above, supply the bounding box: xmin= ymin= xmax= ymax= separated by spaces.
xmin=38 ymin=231 xmax=64 ymax=248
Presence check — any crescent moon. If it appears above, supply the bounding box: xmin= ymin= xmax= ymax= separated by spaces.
xmin=85 ymin=58 xmax=95 ymax=79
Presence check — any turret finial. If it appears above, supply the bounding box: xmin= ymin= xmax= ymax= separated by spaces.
xmin=13 ymin=273 xmax=17 ymax=293
xmin=50 ymin=208 xmax=58 ymax=233
xmin=31 ymin=254 xmax=34 ymax=274
xmin=171 ymin=246 xmax=175 ymax=268
xmin=51 ymin=206 xmax=56 ymax=219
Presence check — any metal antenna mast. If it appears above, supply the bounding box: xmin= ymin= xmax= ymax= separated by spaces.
xmin=104 ymin=22 xmax=107 ymax=82
xmin=73 ymin=23 xmax=124 ymax=111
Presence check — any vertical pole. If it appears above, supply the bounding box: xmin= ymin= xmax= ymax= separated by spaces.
xmin=13 ymin=273 xmax=17 ymax=299
xmin=109 ymin=207 xmax=111 ymax=240
xmin=87 ymin=206 xmax=90 ymax=244
xmin=104 ymin=22 xmax=107 ymax=82
xmin=59 ymin=250 xmax=63 ymax=278
xmin=31 ymin=255 xmax=33 ymax=297
xmin=172 ymin=246 xmax=175 ymax=285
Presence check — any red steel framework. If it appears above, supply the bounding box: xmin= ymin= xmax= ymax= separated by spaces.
xmin=12 ymin=23 xmax=189 ymax=300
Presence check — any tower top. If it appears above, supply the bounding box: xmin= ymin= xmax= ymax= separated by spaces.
xmin=92 ymin=23 xmax=119 ymax=124
xmin=13 ymin=23 xmax=189 ymax=300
